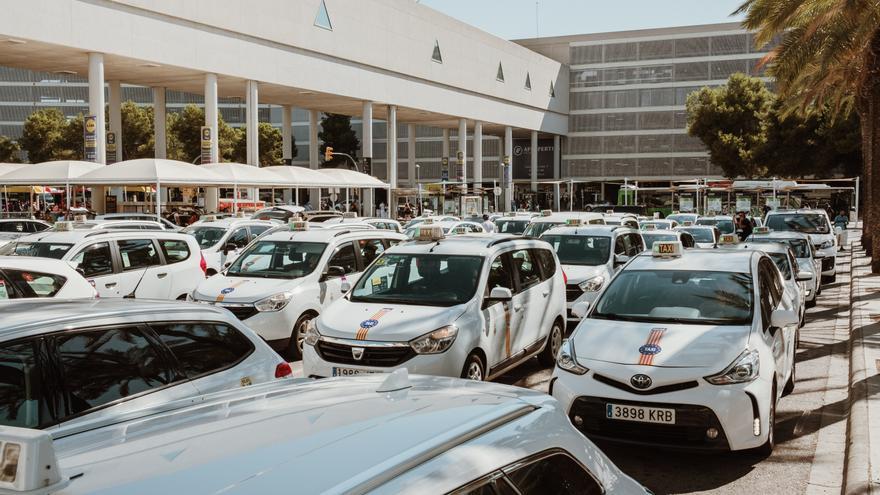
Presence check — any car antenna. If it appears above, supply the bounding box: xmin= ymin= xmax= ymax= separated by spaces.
xmin=123 ymin=265 xmax=151 ymax=299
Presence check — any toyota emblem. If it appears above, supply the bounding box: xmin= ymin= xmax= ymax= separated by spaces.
xmin=351 ymin=347 xmax=365 ymax=361
xmin=630 ymin=374 xmax=652 ymax=389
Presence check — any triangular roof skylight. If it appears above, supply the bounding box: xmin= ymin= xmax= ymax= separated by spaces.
xmin=549 ymin=81 xmax=555 ymax=97
xmin=497 ymin=62 xmax=505 ymax=82
xmin=314 ymin=0 xmax=332 ymax=30
xmin=432 ymin=40 xmax=443 ymax=63
xmin=524 ymin=72 xmax=532 ymax=91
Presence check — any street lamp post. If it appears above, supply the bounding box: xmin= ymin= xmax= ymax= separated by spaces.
xmin=416 ymin=163 xmax=422 ymax=216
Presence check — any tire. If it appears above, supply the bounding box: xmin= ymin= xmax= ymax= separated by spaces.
xmin=538 ymin=320 xmax=564 ymax=367
xmin=755 ymin=384 xmax=777 ymax=456
xmin=806 ymin=297 xmax=816 ymax=309
xmin=289 ymin=313 xmax=315 ymax=361
xmin=461 ymin=352 xmax=486 ymax=381
xmin=783 ymin=356 xmax=796 ymax=397
xmin=816 ymin=285 xmax=822 ymax=296
xmin=822 ymin=274 xmax=836 ymax=284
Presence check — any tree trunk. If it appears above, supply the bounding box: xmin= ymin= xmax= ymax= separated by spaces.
xmin=871 ymin=80 xmax=880 ymax=272
xmin=858 ymin=97 xmax=872 ymax=255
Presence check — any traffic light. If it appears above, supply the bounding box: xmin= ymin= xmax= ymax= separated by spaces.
xmin=324 ymin=146 xmax=334 ymax=162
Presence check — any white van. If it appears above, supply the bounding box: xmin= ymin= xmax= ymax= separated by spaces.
xmin=182 ymin=216 xmax=276 ymax=275
xmin=522 ymin=211 xmax=606 ymax=238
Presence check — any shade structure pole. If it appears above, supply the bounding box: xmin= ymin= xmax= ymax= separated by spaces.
xmin=295 ymin=188 xmax=299 ymax=205
xmin=156 ymin=181 xmax=161 ymax=221
xmin=345 ymin=188 xmax=350 ymax=212
xmin=233 ymin=184 xmax=238 ymax=214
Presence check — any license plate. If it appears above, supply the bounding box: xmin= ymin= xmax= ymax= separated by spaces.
xmin=606 ymin=403 xmax=675 ymax=424
xmin=332 ymin=367 xmax=379 ymax=377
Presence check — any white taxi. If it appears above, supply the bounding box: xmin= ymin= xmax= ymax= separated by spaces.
xmin=523 ymin=210 xmax=606 ymax=238
xmin=551 ymin=241 xmax=800 ymax=454
xmin=677 ymin=224 xmax=720 ymax=248
xmin=403 ymin=219 xmax=485 ymax=238
xmin=0 ymin=256 xmax=96 ymax=300
xmin=0 ymin=370 xmax=648 ymax=494
xmin=748 ymin=228 xmax=821 ymax=307
xmin=191 ymin=222 xmax=406 ymax=359
xmin=640 ymin=228 xmax=695 ymax=251
xmin=182 ymin=215 xmax=276 ymax=275
xmin=540 ymin=223 xmax=644 ymax=323
xmin=303 ymin=228 xmax=567 ymax=381
xmin=765 ymin=209 xmax=838 ymax=283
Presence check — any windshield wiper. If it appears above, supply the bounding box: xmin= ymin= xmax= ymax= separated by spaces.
xmin=590 ymin=313 xmax=641 ymax=322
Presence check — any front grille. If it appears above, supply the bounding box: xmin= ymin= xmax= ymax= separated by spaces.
xmin=821 ymin=257 xmax=835 ymax=271
xmin=316 ymin=340 xmax=415 ymax=367
xmin=218 ymin=305 xmax=259 ymax=321
xmin=593 ymin=373 xmax=699 ymax=395
xmin=569 ymin=396 xmax=729 ymax=450
xmin=566 ymin=284 xmax=583 ymax=302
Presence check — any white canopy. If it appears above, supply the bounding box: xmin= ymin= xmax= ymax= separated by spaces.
xmin=72 ymin=158 xmax=228 ymax=186
xmin=201 ymin=163 xmax=288 ymax=186
xmin=262 ymin=166 xmax=337 ymax=188
xmin=0 ymin=161 xmax=103 ymax=185
xmin=0 ymin=163 xmax=27 ymax=178
xmin=316 ymin=167 xmax=389 ymax=188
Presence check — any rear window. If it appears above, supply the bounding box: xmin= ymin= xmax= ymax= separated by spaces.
xmin=766 ymin=213 xmax=830 ymax=234
xmin=160 ymin=239 xmax=191 ymax=263
xmin=0 ymin=340 xmax=52 ymax=428
xmin=1 ymin=269 xmax=66 ymax=298
xmin=151 ymin=323 xmax=254 ymax=378
xmin=0 ymin=242 xmax=73 ymax=259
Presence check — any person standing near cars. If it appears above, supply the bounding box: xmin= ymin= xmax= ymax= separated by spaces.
xmin=834 ymin=210 xmax=849 ymax=250
xmin=481 ymin=214 xmax=496 ymax=233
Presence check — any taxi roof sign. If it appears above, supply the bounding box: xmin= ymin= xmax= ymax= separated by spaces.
xmin=652 ymin=240 xmax=683 ymax=258
xmin=754 ymin=226 xmax=772 ymax=234
xmin=718 ymin=233 xmax=739 ymax=245
xmin=342 ymin=211 xmax=358 ymax=219
xmin=202 ymin=215 xmax=217 ymax=222
xmin=643 ymin=223 xmax=657 ymax=230
xmin=73 ymin=214 xmax=88 ymax=223
xmin=234 ymin=211 xmax=246 ymax=218
xmin=0 ymin=426 xmax=68 ymax=493
xmin=289 ymin=220 xmax=309 ymax=231
xmin=682 ymin=221 xmax=694 ymax=226
xmin=540 ymin=209 xmax=553 ymax=217
xmin=606 ymin=209 xmax=614 ymax=214
xmin=565 ymin=218 xmax=582 ymax=227
xmin=55 ymin=221 xmax=74 ymax=231
xmin=415 ymin=225 xmax=444 ymax=242
xmin=422 ymin=217 xmax=435 ymax=224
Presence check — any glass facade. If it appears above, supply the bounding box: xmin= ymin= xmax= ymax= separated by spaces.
xmin=565 ymin=28 xmax=772 ymax=179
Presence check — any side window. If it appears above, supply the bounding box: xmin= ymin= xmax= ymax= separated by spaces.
xmin=0 ymin=222 xmax=24 ymax=233
xmin=681 ymin=233 xmax=695 ymax=248
xmin=533 ymin=248 xmax=557 ymax=281
xmin=229 ymin=228 xmax=250 ymax=248
xmin=69 ymin=242 xmax=114 ymax=277
xmin=468 ymin=224 xmax=484 ymax=233
xmin=758 ymin=260 xmax=776 ymax=330
xmin=151 ymin=323 xmax=254 ymax=378
xmin=4 ymin=269 xmax=66 ymax=298
xmin=627 ymin=234 xmax=644 ymax=256
xmin=0 ymin=274 xmax=11 ymax=300
xmin=248 ymin=225 xmax=271 ymax=240
xmin=511 ymin=249 xmax=541 ymax=292
xmin=505 ymin=452 xmax=603 ymax=495
xmin=328 ymin=242 xmax=358 ymax=275
xmin=588 ymin=218 xmax=605 ymax=225
xmin=453 ymin=474 xmax=519 ymax=495
xmin=358 ymin=239 xmax=386 ymax=267
xmin=159 ymin=239 xmax=191 ymax=264
xmin=614 ymin=235 xmax=626 ymax=255
xmin=54 ymin=327 xmax=175 ymax=415
xmin=0 ymin=340 xmax=53 ymax=428
xmin=486 ymin=254 xmax=514 ymax=293
xmin=117 ymin=239 xmax=160 ymax=271
xmin=29 ymin=222 xmax=49 ymax=233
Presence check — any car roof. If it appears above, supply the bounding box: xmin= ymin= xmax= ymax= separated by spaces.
xmin=628 ymin=248 xmax=758 ymax=273
xmin=0 ymin=299 xmax=232 ymax=340
xmin=0 ymin=218 xmax=48 ymax=224
xmin=749 ymin=231 xmax=811 ymax=241
xmin=541 ymin=225 xmax=633 ymax=236
xmin=260 ymin=227 xmax=405 ymax=243
xmin=733 ymin=241 xmax=793 ymax=254
xmin=530 ymin=212 xmax=604 ymax=223
xmin=698 ymin=215 xmax=733 ymax=220
xmin=13 ymin=229 xmax=194 ymax=244
xmin=0 ymin=255 xmax=77 ymax=272
xmin=767 ymin=208 xmax=828 ymax=216
xmin=641 ymin=229 xmax=681 ymax=236
xmin=189 ymin=218 xmax=274 ymax=228
xmin=52 ymin=374 xmax=551 ymax=494
xmin=392 ymin=234 xmax=542 ymax=257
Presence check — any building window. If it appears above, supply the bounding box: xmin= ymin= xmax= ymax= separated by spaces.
xmin=432 ymin=40 xmax=443 ymax=64
xmin=524 ymin=73 xmax=531 ymax=91
xmin=549 ymin=81 xmax=555 ymax=97
xmin=314 ymin=0 xmax=332 ymax=30
xmin=497 ymin=62 xmax=505 ymax=82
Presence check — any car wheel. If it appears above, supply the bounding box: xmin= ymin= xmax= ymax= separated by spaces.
xmin=816 ymin=285 xmax=822 ymax=296
xmin=289 ymin=313 xmax=314 ymax=361
xmin=538 ymin=320 xmax=564 ymax=367
xmin=755 ymin=384 xmax=777 ymax=456
xmin=461 ymin=352 xmax=485 ymax=381
xmin=822 ymin=274 xmax=836 ymax=284
xmin=806 ymin=297 xmax=816 ymax=309
xmin=783 ymin=355 xmax=796 ymax=397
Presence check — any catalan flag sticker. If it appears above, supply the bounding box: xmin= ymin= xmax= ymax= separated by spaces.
xmin=356 ymin=308 xmax=394 ymax=340
xmin=638 ymin=328 xmax=666 ymax=366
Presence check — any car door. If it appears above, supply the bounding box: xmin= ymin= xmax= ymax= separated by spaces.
xmin=158 ymin=239 xmax=195 ymax=299
xmin=221 ymin=226 xmax=251 ymax=267
xmin=321 ymin=241 xmax=358 ymax=306
xmin=67 ymin=242 xmax=116 ymax=297
xmin=509 ymin=248 xmax=545 ymax=354
xmin=758 ymin=258 xmax=789 ymax=387
xmin=114 ymin=238 xmax=169 ymax=299
xmin=483 ymin=252 xmax=515 ymax=369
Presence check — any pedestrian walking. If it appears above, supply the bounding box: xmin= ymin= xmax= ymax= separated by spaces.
xmin=481 ymin=214 xmax=496 ymax=233
xmin=834 ymin=210 xmax=849 ymax=250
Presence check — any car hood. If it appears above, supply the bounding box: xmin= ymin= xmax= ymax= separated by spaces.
xmin=561 ymin=264 xmax=609 ymax=284
xmin=194 ymin=275 xmax=306 ymax=303
xmin=572 ymin=319 xmax=751 ymax=368
xmin=796 ymin=258 xmax=815 ymax=274
xmin=695 ymin=242 xmax=715 ymax=249
xmin=318 ymin=300 xmax=466 ymax=342
xmin=806 ymin=232 xmax=834 ymax=245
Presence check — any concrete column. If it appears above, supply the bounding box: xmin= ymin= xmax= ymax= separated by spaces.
xmin=87 ymin=53 xmax=106 ymax=213
xmin=361 ymin=101 xmax=374 ymax=216
xmin=407 ymin=123 xmax=416 ymax=187
xmin=108 ymin=80 xmax=122 ymax=162
xmin=246 ymin=80 xmax=259 ymax=166
xmin=553 ymin=135 xmax=561 ymax=180
xmin=458 ymin=118 xmax=468 ymax=194
xmin=153 ymin=87 xmax=166 ymax=159
xmin=530 ymin=130 xmax=539 ymax=193
xmin=473 ymin=121 xmax=483 ymax=189
xmin=204 ymin=73 xmax=219 ymax=163
xmin=386 ymin=105 xmax=397 ymax=189
xmin=504 ymin=126 xmax=513 ymax=211
xmin=282 ymin=105 xmax=292 ymax=163
xmin=442 ymin=128 xmax=450 ymax=160
xmin=309 ymin=109 xmax=320 ymax=209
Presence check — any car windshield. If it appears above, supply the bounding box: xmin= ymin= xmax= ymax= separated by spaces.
xmin=253 ymin=209 xmax=290 ymax=221
xmin=350 ymin=253 xmax=483 ymax=307
xmin=749 ymin=237 xmax=811 ymax=258
xmin=641 ymin=222 xmax=670 ymax=230
xmin=495 ymin=219 xmax=529 ymax=234
xmin=593 ymin=270 xmax=753 ymax=325
xmin=766 ymin=214 xmax=830 ymax=234
xmin=679 ymin=227 xmax=715 ymax=243
xmin=0 ymin=242 xmax=73 ymax=259
xmin=697 ymin=218 xmax=735 ymax=234
xmin=641 ymin=233 xmax=678 ymax=250
xmin=183 ymin=226 xmax=227 ymax=249
xmin=542 ymin=235 xmax=610 ymax=266
xmin=226 ymin=241 xmax=326 ymax=279
xmin=768 ymin=253 xmax=793 ymax=280
xmin=667 ymin=214 xmax=695 ymax=224
xmin=523 ymin=222 xmax=560 ymax=238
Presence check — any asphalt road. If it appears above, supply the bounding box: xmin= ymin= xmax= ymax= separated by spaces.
xmin=497 ymin=249 xmax=853 ymax=494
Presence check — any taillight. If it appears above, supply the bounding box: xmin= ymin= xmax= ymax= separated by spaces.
xmin=199 ymin=252 xmax=208 ymax=276
xmin=275 ymin=362 xmax=293 ymax=378
xmin=562 ymin=269 xmax=568 ymax=285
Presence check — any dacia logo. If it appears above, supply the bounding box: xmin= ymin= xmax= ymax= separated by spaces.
xmin=351 ymin=347 xmax=365 ymax=361
xmin=630 ymin=374 xmax=652 ymax=390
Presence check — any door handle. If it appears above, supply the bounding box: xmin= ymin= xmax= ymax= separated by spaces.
xmin=104 ymin=282 xmax=117 ymax=288
xmin=156 ymin=273 xmax=168 ymax=279
xmin=542 ymin=290 xmax=550 ymax=297
xmin=514 ymin=304 xmax=523 ymax=312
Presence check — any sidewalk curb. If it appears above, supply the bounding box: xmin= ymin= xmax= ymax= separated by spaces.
xmin=844 ymin=235 xmax=875 ymax=495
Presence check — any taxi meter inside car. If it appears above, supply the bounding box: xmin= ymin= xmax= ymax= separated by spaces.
xmin=552 ymin=240 xmax=800 ymax=454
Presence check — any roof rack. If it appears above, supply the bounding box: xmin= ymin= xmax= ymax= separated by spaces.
xmin=333 ymin=229 xmax=353 ymax=237
xmin=486 ymin=236 xmax=518 ymax=248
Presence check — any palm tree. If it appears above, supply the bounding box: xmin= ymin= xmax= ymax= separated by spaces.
xmin=736 ymin=0 xmax=880 ymax=271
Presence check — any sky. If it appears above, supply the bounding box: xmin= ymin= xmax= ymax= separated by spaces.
xmin=418 ymin=0 xmax=746 ymax=40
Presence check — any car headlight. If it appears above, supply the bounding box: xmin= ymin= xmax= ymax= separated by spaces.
xmin=705 ymin=349 xmax=759 ymax=385
xmin=557 ymin=339 xmax=589 ymax=375
xmin=303 ymin=318 xmax=321 ymax=346
xmin=410 ymin=325 xmax=458 ymax=354
xmin=254 ymin=291 xmax=293 ymax=312
xmin=578 ymin=275 xmax=605 ymax=292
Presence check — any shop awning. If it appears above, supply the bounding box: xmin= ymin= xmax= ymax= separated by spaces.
xmin=315 ymin=167 xmax=389 ymax=188
xmin=261 ymin=166 xmax=337 ymax=188
xmin=72 ymin=158 xmax=228 ymax=186
xmin=0 ymin=161 xmax=103 ymax=185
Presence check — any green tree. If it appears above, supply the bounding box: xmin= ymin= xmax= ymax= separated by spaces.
xmin=686 ymin=73 xmax=773 ymax=178
xmin=167 ymin=105 xmax=237 ymax=163
xmin=230 ymin=123 xmax=284 ymax=166
xmin=318 ymin=113 xmax=360 ymax=168
xmin=57 ymin=113 xmax=84 ymax=161
xmin=0 ymin=136 xmax=21 ymax=163
xmin=120 ymin=101 xmax=154 ymax=160
xmin=736 ymin=0 xmax=880 ymax=268
xmin=18 ymin=108 xmax=67 ymax=163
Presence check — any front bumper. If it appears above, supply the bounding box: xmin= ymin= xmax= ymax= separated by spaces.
xmin=302 ymin=337 xmax=466 ymax=378
xmin=565 ymin=286 xmax=599 ymax=322
xmin=551 ymin=367 xmax=771 ymax=451
xmin=816 ymin=249 xmax=837 ymax=276
xmin=198 ymin=299 xmax=296 ymax=342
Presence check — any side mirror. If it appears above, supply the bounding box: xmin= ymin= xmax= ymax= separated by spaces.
xmin=75 ymin=268 xmax=86 ymax=277
xmin=223 ymin=242 xmax=237 ymax=255
xmin=486 ymin=286 xmax=513 ymax=302
xmin=614 ymin=254 xmax=630 ymax=266
xmin=341 ymin=281 xmax=352 ymax=293
xmin=571 ymin=301 xmax=590 ymax=318
xmin=770 ymin=308 xmax=798 ymax=329
xmin=223 ymin=261 xmax=232 ymax=269
xmin=796 ymin=271 xmax=813 ymax=282
xmin=322 ymin=265 xmax=345 ymax=280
